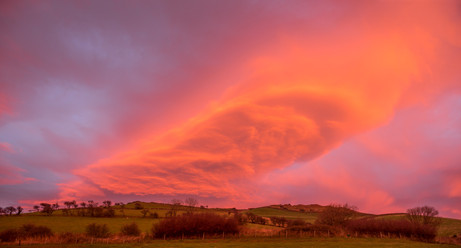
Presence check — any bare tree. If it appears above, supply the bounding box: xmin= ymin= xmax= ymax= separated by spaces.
xmin=169 ymin=199 xmax=183 ymax=217
xmin=407 ymin=206 xmax=440 ymax=226
xmin=315 ymin=203 xmax=357 ymax=227
xmin=185 ymin=197 xmax=198 ymax=213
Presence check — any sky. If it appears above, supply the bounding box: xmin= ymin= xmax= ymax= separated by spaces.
xmin=1 ymin=0 xmax=461 ymax=218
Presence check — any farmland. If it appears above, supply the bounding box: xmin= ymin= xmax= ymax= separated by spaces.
xmin=1 ymin=202 xmax=460 ymax=247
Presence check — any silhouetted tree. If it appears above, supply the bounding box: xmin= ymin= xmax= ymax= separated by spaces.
xmin=16 ymin=206 xmax=23 ymax=215
xmin=168 ymin=199 xmax=182 ymax=217
xmin=40 ymin=203 xmax=54 ymax=216
xmin=33 ymin=205 xmax=40 ymax=213
xmin=185 ymin=197 xmax=198 ymax=213
xmin=407 ymin=206 xmax=441 ymax=226
xmin=103 ymin=200 xmax=112 ymax=208
xmin=5 ymin=206 xmax=16 ymax=216
xmin=141 ymin=209 xmax=150 ymax=218
xmin=52 ymin=202 xmax=59 ymax=210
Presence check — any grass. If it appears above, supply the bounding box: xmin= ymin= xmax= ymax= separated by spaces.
xmin=1 ymin=238 xmax=458 ymax=248
xmin=439 ymin=218 xmax=461 ymax=237
xmin=0 ymin=216 xmax=158 ymax=234
xmin=246 ymin=207 xmax=318 ymax=223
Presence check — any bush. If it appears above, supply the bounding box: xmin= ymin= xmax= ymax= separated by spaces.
xmin=287 ymin=219 xmax=306 ymax=227
xmin=150 ymin=212 xmax=159 ymax=218
xmin=152 ymin=213 xmax=239 ymax=238
xmin=0 ymin=224 xmax=53 ymax=242
xmin=85 ymin=223 xmax=110 ymax=238
xmin=120 ymin=222 xmax=141 ymax=236
xmin=347 ymin=218 xmax=437 ymax=242
xmin=0 ymin=228 xmax=18 ymax=242
xmin=19 ymin=224 xmax=53 ymax=238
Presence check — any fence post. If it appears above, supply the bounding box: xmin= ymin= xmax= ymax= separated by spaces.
xmin=202 ymin=233 xmax=205 ymax=240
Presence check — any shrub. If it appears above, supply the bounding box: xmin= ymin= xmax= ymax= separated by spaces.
xmin=19 ymin=224 xmax=53 ymax=238
xmin=347 ymin=218 xmax=437 ymax=242
xmin=150 ymin=212 xmax=159 ymax=218
xmin=152 ymin=213 xmax=239 ymax=238
xmin=287 ymin=219 xmax=306 ymax=227
xmin=120 ymin=223 xmax=141 ymax=236
xmin=85 ymin=223 xmax=110 ymax=238
xmin=0 ymin=224 xmax=53 ymax=242
xmin=0 ymin=228 xmax=18 ymax=242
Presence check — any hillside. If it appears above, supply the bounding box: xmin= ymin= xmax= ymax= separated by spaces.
xmin=1 ymin=201 xmax=460 ymax=239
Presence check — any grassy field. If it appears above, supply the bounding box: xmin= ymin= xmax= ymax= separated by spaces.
xmin=2 ymin=204 xmax=461 ymax=238
xmin=1 ymin=238 xmax=459 ymax=248
xmin=0 ymin=216 xmax=158 ymax=234
xmin=245 ymin=207 xmax=318 ymax=223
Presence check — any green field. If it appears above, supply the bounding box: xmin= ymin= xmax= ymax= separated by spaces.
xmin=246 ymin=207 xmax=318 ymax=223
xmin=1 ymin=238 xmax=459 ymax=248
xmin=0 ymin=216 xmax=158 ymax=234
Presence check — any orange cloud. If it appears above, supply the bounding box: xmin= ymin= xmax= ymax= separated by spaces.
xmin=60 ymin=1 xmax=461 ymax=206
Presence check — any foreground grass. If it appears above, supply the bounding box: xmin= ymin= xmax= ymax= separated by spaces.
xmin=1 ymin=238 xmax=458 ymax=248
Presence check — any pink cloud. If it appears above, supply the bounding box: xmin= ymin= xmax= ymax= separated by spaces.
xmin=0 ymin=1 xmax=460 ymax=218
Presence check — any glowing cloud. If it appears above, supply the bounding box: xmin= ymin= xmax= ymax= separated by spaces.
xmin=1 ymin=1 xmax=461 ymax=217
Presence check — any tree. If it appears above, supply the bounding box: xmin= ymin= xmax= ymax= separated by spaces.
xmin=103 ymin=200 xmax=112 ymax=208
xmin=315 ymin=203 xmax=357 ymax=227
xmin=119 ymin=203 xmax=126 ymax=217
xmin=140 ymin=209 xmax=150 ymax=218
xmin=87 ymin=200 xmax=97 ymax=217
xmin=168 ymin=199 xmax=182 ymax=217
xmin=16 ymin=206 xmax=23 ymax=215
xmin=185 ymin=197 xmax=198 ymax=213
xmin=407 ymin=206 xmax=441 ymax=226
xmin=5 ymin=206 xmax=16 ymax=216
xmin=40 ymin=203 xmax=54 ymax=216
xmin=33 ymin=205 xmax=40 ymax=213
xmin=52 ymin=202 xmax=60 ymax=210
